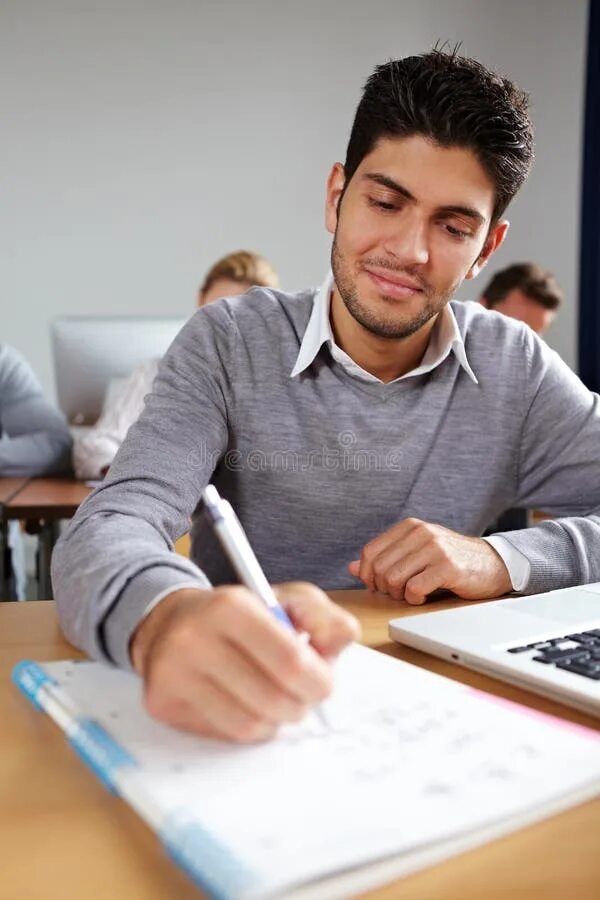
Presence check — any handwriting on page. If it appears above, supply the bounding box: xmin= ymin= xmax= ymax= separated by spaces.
xmin=277 ymin=692 xmax=541 ymax=792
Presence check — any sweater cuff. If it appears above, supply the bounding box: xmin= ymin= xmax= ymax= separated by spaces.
xmin=491 ymin=521 xmax=586 ymax=595
xmin=101 ymin=563 xmax=211 ymax=670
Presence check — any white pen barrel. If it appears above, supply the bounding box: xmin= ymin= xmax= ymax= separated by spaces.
xmin=214 ymin=506 xmax=279 ymax=609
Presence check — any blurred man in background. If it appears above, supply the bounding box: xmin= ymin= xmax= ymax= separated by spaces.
xmin=479 ymin=262 xmax=562 ymax=336
xmin=480 ymin=262 xmax=563 ymax=534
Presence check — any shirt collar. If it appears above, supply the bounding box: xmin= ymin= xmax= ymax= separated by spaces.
xmin=290 ymin=271 xmax=478 ymax=385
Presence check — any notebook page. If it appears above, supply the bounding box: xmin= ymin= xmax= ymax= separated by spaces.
xmin=42 ymin=645 xmax=600 ymax=899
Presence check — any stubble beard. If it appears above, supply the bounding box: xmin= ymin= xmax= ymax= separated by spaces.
xmin=331 ymin=236 xmax=458 ymax=340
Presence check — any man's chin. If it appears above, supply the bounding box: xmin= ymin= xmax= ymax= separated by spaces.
xmin=351 ymin=309 xmax=433 ymax=340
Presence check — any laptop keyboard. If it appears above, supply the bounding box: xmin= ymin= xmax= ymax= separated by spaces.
xmin=507 ymin=629 xmax=600 ymax=681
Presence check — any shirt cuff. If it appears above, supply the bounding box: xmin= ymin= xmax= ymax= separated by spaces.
xmin=483 ymin=535 xmax=531 ymax=592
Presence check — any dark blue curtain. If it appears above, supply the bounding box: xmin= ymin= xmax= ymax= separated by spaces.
xmin=578 ymin=0 xmax=600 ymax=390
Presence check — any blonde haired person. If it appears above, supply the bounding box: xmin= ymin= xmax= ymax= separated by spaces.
xmin=197 ymin=251 xmax=278 ymax=304
xmin=73 ymin=251 xmax=278 ymax=480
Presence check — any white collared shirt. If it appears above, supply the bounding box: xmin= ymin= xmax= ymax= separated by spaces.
xmin=291 ymin=273 xmax=530 ymax=592
xmin=291 ymin=272 xmax=479 ymax=384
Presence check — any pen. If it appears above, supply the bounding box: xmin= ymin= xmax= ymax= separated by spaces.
xmin=201 ymin=485 xmax=328 ymax=727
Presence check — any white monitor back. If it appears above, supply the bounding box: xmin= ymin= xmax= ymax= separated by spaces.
xmin=51 ymin=316 xmax=188 ymax=424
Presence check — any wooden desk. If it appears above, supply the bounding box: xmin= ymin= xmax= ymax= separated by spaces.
xmin=0 ymin=478 xmax=30 ymax=505
xmin=1 ymin=592 xmax=599 ymax=899
xmin=3 ymin=478 xmax=92 ymax=600
xmin=4 ymin=477 xmax=92 ymax=520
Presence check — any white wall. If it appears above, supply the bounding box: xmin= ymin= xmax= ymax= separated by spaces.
xmin=2 ymin=0 xmax=588 ymax=396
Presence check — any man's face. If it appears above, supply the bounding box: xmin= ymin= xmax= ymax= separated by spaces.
xmin=492 ymin=289 xmax=556 ymax=336
xmin=325 ymin=135 xmax=507 ymax=340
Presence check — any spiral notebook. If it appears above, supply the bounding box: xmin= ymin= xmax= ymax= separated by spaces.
xmin=12 ymin=644 xmax=600 ymax=900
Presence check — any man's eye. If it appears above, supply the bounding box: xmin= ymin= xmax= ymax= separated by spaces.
xmin=368 ymin=197 xmax=397 ymax=211
xmin=443 ymin=224 xmax=470 ymax=239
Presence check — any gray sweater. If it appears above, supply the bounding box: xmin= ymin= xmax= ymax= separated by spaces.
xmin=0 ymin=344 xmax=72 ymax=476
xmin=52 ymin=288 xmax=600 ymax=669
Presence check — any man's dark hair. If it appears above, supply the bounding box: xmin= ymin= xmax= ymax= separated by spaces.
xmin=344 ymin=48 xmax=534 ymax=222
xmin=482 ymin=262 xmax=563 ymax=310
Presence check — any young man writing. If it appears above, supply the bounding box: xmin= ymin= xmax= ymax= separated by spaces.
xmin=53 ymin=50 xmax=600 ymax=743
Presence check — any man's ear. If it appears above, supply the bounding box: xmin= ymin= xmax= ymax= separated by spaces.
xmin=325 ymin=163 xmax=346 ymax=235
xmin=465 ymin=220 xmax=509 ymax=280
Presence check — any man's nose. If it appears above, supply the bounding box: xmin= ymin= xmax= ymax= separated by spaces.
xmin=382 ymin=210 xmax=429 ymax=267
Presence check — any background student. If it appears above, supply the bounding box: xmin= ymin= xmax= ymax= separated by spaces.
xmin=478 ymin=262 xmax=564 ymax=533
xmin=1 ymin=343 xmax=72 ymax=598
xmin=479 ymin=262 xmax=562 ymax=336
xmin=73 ymin=250 xmax=279 ymax=480
xmin=0 ymin=343 xmax=72 ymax=476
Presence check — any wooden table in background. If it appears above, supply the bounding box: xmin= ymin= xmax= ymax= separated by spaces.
xmin=1 ymin=591 xmax=599 ymax=900
xmin=0 ymin=478 xmax=30 ymax=506
xmin=3 ymin=478 xmax=92 ymax=600
xmin=4 ymin=477 xmax=92 ymax=519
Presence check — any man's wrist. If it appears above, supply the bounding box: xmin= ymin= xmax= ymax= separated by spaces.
xmin=130 ymin=587 xmax=211 ymax=675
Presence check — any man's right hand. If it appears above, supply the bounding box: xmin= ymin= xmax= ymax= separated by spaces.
xmin=130 ymin=583 xmax=360 ymax=743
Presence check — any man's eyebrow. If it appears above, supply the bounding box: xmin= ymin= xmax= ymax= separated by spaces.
xmin=364 ymin=172 xmax=415 ymax=201
xmin=363 ymin=172 xmax=486 ymax=226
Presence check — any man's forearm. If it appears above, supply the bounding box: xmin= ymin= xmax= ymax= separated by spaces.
xmin=52 ymin=507 xmax=211 ymax=666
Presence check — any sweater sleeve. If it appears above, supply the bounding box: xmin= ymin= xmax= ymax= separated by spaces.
xmin=0 ymin=344 xmax=72 ymax=476
xmin=490 ymin=329 xmax=600 ymax=594
xmin=52 ymin=307 xmax=234 ymax=668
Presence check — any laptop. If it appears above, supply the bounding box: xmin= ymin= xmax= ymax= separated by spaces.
xmin=389 ymin=584 xmax=600 ymax=717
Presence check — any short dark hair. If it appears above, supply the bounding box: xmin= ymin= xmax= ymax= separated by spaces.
xmin=344 ymin=49 xmax=534 ymax=222
xmin=481 ymin=263 xmax=563 ymax=311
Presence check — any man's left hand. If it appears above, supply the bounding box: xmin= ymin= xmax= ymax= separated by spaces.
xmin=348 ymin=519 xmax=512 ymax=604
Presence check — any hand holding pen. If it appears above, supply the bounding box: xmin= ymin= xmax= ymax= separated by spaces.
xmin=130 ymin=489 xmax=360 ymax=743
xmin=202 ymin=486 xmax=334 ymax=727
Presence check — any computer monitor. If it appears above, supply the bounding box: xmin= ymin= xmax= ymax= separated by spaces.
xmin=51 ymin=315 xmax=188 ymax=424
